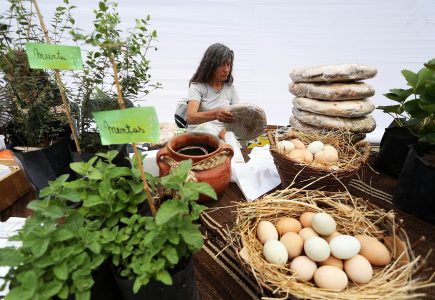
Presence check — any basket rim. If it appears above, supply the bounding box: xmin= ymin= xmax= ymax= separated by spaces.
xmin=267 ymin=129 xmax=371 ymax=176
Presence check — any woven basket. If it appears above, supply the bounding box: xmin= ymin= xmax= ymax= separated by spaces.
xmin=267 ymin=130 xmax=371 ymax=191
xmin=230 ymin=188 xmax=432 ymax=300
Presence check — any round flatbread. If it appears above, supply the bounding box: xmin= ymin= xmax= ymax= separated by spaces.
xmin=289 ymin=82 xmax=375 ymax=100
xmin=292 ymin=107 xmax=376 ymax=133
xmin=224 ymin=103 xmax=267 ymax=141
xmin=290 ymin=64 xmax=377 ymax=83
xmin=292 ymin=97 xmax=374 ymax=117
xmin=289 ymin=117 xmax=366 ymax=142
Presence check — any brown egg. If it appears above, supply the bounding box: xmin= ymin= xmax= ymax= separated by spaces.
xmin=300 ymin=212 xmax=315 ymax=228
xmin=290 ymin=256 xmax=318 ymax=281
xmin=290 ymin=139 xmax=307 ymax=149
xmin=314 ymin=266 xmax=348 ymax=291
xmin=314 ymin=145 xmax=339 ymax=165
xmin=319 ymin=255 xmax=344 ymax=269
xmin=288 ymin=149 xmax=305 ymax=163
xmin=355 ymin=234 xmax=391 ymax=266
xmin=302 ymin=149 xmax=314 ymax=163
xmin=323 ymin=145 xmax=338 ymax=155
xmin=280 ymin=232 xmax=304 ymax=259
xmin=324 ymin=231 xmax=342 ymax=243
xmin=276 ymin=218 xmax=302 ymax=235
xmin=239 ymin=247 xmax=250 ymax=264
xmin=290 ymin=139 xmax=306 ymax=149
xmin=344 ymin=254 xmax=373 ymax=284
xmin=256 ymin=221 xmax=278 ymax=244
xmin=298 ymin=227 xmax=319 ymax=241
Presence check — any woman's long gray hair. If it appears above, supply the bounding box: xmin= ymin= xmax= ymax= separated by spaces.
xmin=189 ymin=43 xmax=234 ymax=86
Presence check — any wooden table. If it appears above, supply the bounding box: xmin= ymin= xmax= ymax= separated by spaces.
xmin=0 ymin=161 xmax=36 ymax=221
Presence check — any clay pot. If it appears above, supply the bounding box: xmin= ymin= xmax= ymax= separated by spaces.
xmin=156 ymin=133 xmax=234 ymax=201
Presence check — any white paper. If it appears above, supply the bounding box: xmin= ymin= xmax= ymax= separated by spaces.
xmin=0 ymin=217 xmax=25 ymax=298
xmin=0 ymin=217 xmax=25 ymax=239
xmin=225 ymin=131 xmax=245 ymax=163
xmin=130 ymin=149 xmax=160 ymax=176
xmin=232 ymin=145 xmax=281 ymax=201
xmin=0 ymin=164 xmax=11 ymax=179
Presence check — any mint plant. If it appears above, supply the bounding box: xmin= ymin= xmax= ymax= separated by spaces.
xmin=108 ymin=160 xmax=216 ymax=293
xmin=0 ymin=151 xmax=216 ymax=299
xmin=378 ymin=58 xmax=435 ymax=144
xmin=0 ymin=174 xmax=106 ymax=300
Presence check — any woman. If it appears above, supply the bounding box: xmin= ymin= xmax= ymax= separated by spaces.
xmin=186 ymin=43 xmax=240 ymax=139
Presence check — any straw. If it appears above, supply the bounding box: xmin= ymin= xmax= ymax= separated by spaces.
xmin=228 ymin=187 xmax=435 ymax=300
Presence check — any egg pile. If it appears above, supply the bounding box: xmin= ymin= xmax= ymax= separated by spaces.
xmin=256 ymin=212 xmax=391 ymax=291
xmin=276 ymin=139 xmax=339 ymax=167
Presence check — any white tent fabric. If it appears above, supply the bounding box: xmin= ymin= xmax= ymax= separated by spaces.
xmin=2 ymin=0 xmax=435 ymax=142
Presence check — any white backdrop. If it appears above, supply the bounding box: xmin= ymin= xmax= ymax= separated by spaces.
xmin=2 ymin=0 xmax=435 ymax=142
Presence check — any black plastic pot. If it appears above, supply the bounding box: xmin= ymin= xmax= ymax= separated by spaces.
xmin=90 ymin=259 xmax=123 ymax=300
xmin=14 ymin=138 xmax=76 ymax=191
xmin=393 ymin=143 xmax=435 ymax=224
xmin=113 ymin=255 xmax=199 ymax=300
xmin=372 ymin=119 xmax=418 ymax=178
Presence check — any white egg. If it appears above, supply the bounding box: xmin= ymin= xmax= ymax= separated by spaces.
xmin=307 ymin=141 xmax=324 ymax=155
xmin=263 ymin=240 xmax=289 ymax=265
xmin=311 ymin=213 xmax=336 ymax=236
xmin=329 ymin=235 xmax=361 ymax=259
xmin=304 ymin=237 xmax=330 ymax=262
xmin=277 ymin=140 xmax=295 ymax=153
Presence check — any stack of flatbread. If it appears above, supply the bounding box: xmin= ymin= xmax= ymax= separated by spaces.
xmin=288 ymin=64 xmax=377 ymax=139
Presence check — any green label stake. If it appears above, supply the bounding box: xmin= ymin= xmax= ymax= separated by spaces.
xmin=25 ymin=42 xmax=83 ymax=70
xmin=93 ymin=107 xmax=160 ymax=145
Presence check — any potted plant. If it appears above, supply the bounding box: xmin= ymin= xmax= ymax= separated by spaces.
xmin=108 ymin=159 xmax=215 ymax=299
xmin=377 ymin=58 xmax=435 ymax=223
xmin=0 ymin=151 xmax=216 ymax=299
xmin=0 ymin=1 xmax=80 ymax=190
xmin=0 ymin=0 xmax=78 ymax=149
xmin=68 ymin=0 xmax=162 ymax=154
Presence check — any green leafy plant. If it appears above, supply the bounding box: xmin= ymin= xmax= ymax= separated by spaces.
xmin=68 ymin=0 xmax=162 ymax=152
xmin=378 ymin=58 xmax=435 ymax=144
xmin=0 ymin=151 xmax=216 ymax=299
xmin=0 ymin=0 xmax=77 ymax=147
xmin=108 ymin=160 xmax=216 ymax=293
xmin=0 ymin=174 xmax=107 ymax=300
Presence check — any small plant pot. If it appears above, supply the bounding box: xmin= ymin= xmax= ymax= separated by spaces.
xmin=393 ymin=143 xmax=435 ymax=224
xmin=112 ymin=255 xmax=199 ymax=300
xmin=14 ymin=138 xmax=76 ymax=191
xmin=372 ymin=120 xmax=418 ymax=178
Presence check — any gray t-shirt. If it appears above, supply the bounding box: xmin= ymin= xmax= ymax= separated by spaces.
xmin=187 ymin=82 xmax=240 ymax=135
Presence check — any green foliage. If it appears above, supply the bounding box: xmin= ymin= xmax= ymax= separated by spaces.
xmin=0 ymin=174 xmax=107 ymax=300
xmin=378 ymin=58 xmax=435 ymax=144
xmin=0 ymin=152 xmax=216 ymax=299
xmin=0 ymin=49 xmax=68 ymax=147
xmin=0 ymin=0 xmax=77 ymax=147
xmin=68 ymin=0 xmax=162 ymax=152
xmin=109 ymin=160 xmax=216 ymax=293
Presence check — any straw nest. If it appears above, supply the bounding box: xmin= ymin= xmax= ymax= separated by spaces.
xmin=229 ymin=188 xmax=434 ymax=299
xmin=267 ymin=129 xmax=371 ymax=190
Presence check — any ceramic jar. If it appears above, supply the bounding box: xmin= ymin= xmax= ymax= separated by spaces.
xmin=156 ymin=132 xmax=234 ymax=201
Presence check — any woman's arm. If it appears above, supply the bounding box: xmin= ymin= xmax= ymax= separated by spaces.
xmin=186 ymin=100 xmax=235 ymax=125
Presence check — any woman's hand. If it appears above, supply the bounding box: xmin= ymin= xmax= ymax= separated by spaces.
xmin=216 ymin=108 xmax=235 ymax=123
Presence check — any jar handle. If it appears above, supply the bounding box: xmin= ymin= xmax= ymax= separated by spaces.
xmin=219 ymin=143 xmax=234 ymax=158
xmin=156 ymin=146 xmax=171 ymax=170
